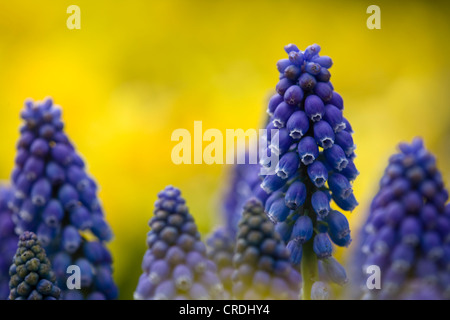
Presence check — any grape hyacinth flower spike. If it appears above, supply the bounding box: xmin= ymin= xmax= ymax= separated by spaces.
xmin=206 ymin=160 xmax=261 ymax=296
xmin=8 ymin=231 xmax=60 ymax=300
xmin=0 ymin=185 xmax=18 ymax=300
xmin=261 ymin=44 xmax=358 ymax=299
xmin=351 ymin=138 xmax=450 ymax=300
xmin=135 ymin=186 xmax=225 ymax=300
xmin=231 ymin=198 xmax=301 ymax=300
xmin=9 ymin=98 xmax=117 ymax=299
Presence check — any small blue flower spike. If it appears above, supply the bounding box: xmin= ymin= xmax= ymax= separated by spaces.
xmin=206 ymin=159 xmax=261 ymax=297
xmin=350 ymin=138 xmax=450 ymax=300
xmin=135 ymin=186 xmax=225 ymax=300
xmin=9 ymin=98 xmax=117 ymax=299
xmin=8 ymin=231 xmax=61 ymax=300
xmin=259 ymin=44 xmax=359 ymax=299
xmin=231 ymin=198 xmax=301 ymax=300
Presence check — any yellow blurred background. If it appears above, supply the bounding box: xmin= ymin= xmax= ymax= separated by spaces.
xmin=0 ymin=0 xmax=449 ymax=299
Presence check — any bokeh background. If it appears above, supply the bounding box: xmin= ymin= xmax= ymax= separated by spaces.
xmin=0 ymin=0 xmax=449 ymax=299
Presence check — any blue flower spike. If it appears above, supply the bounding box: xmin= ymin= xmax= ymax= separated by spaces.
xmin=260 ymin=44 xmax=358 ymax=299
xmin=9 ymin=98 xmax=117 ymax=299
xmin=8 ymin=231 xmax=60 ymax=300
xmin=135 ymin=186 xmax=225 ymax=300
xmin=231 ymin=198 xmax=301 ymax=300
xmin=351 ymin=138 xmax=450 ymax=300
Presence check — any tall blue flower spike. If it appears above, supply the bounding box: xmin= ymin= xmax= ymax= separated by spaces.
xmin=8 ymin=98 xmax=117 ymax=299
xmin=260 ymin=44 xmax=359 ymax=299
xmin=8 ymin=231 xmax=60 ymax=300
xmin=231 ymin=198 xmax=301 ymax=300
xmin=207 ymin=161 xmax=261 ymax=297
xmin=135 ymin=186 xmax=225 ymax=300
xmin=351 ymin=138 xmax=450 ymax=300
xmin=0 ymin=185 xmax=18 ymax=300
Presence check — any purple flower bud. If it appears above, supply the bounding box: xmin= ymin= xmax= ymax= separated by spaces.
xmin=275 ymin=222 xmax=293 ymax=243
xmin=264 ymin=191 xmax=284 ymax=212
xmin=285 ymin=182 xmax=306 ymax=210
xmin=325 ymin=210 xmax=351 ymax=247
xmin=298 ymin=73 xmax=317 ymax=91
xmin=421 ymin=231 xmax=443 ymax=260
xmin=284 ymin=44 xmax=299 ymax=53
xmin=292 ymin=215 xmax=313 ymax=243
xmin=312 ymin=191 xmax=331 ymax=218
xmin=67 ymin=166 xmax=89 ymax=191
xmin=298 ymin=136 xmax=319 ymax=165
xmin=15 ymin=149 xmax=29 ymax=168
xmin=304 ymin=95 xmax=325 ymax=122
xmin=335 ymin=131 xmax=355 ymax=157
xmin=286 ymin=239 xmax=303 ymax=265
xmin=316 ymin=68 xmax=331 ymax=82
xmin=402 ymin=191 xmax=422 ymax=213
xmin=267 ymin=94 xmax=283 ymax=116
xmin=276 ymin=78 xmax=294 ymax=96
xmin=329 ymin=92 xmax=344 ymax=110
xmin=284 ymin=65 xmax=302 ymax=81
xmin=42 ymin=200 xmax=64 ymax=227
xmin=261 ymin=174 xmax=286 ymax=194
xmin=19 ymin=199 xmax=37 ymax=222
xmin=324 ymin=104 xmax=345 ymax=133
xmin=273 ymin=102 xmax=295 ymax=128
xmin=79 ymin=187 xmax=100 ymax=211
xmin=30 ymin=139 xmax=50 ymax=158
xmin=286 ymin=111 xmax=309 ymax=140
xmin=399 ymin=217 xmax=422 ymax=246
xmin=31 ymin=178 xmax=52 ymax=207
xmin=313 ymin=233 xmax=332 ymax=259
xmin=284 ymin=85 xmax=303 ymax=106
xmin=276 ymin=59 xmax=292 ymax=73
xmin=76 ymin=258 xmax=94 ymax=287
xmin=288 ymin=51 xmax=304 ymax=66
xmin=313 ymin=121 xmax=335 ymax=149
xmin=15 ymin=174 xmax=32 ymax=199
xmin=270 ymin=128 xmax=293 ymax=154
xmin=328 ymin=173 xmax=352 ymax=199
xmin=305 ymin=62 xmax=321 ymax=75
xmin=58 ymin=184 xmax=79 ymax=210
xmin=391 ymin=244 xmax=415 ymax=272
xmin=91 ymin=215 xmax=113 ymax=241
xmin=333 ymin=192 xmax=358 ymax=212
xmin=62 ymin=226 xmax=81 ymax=253
xmin=148 ymin=260 xmax=170 ymax=284
xmin=45 ymin=162 xmax=65 ymax=185
xmin=303 ymin=44 xmax=321 ymax=60
xmin=311 ymin=56 xmax=333 ymax=68
xmin=276 ymin=152 xmax=299 ymax=179
xmin=314 ymin=82 xmax=333 ymax=102
xmin=324 ymin=144 xmax=348 ymax=171
xmin=307 ymin=161 xmax=328 ymax=187
xmin=341 ymin=159 xmax=359 ymax=181
xmin=23 ymin=157 xmax=45 ymax=181
xmin=267 ymin=198 xmax=290 ymax=223
xmin=69 ymin=205 xmax=92 ymax=230
xmin=36 ymin=223 xmax=56 ymax=247
xmin=51 ymin=144 xmax=73 ymax=166
xmin=321 ymin=257 xmax=348 ymax=285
